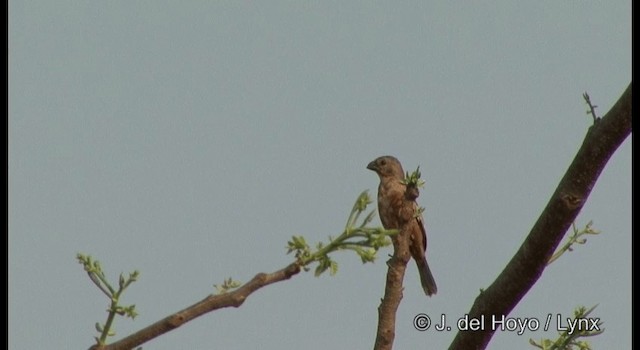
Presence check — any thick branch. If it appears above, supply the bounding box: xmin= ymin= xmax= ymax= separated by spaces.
xmin=373 ymin=228 xmax=411 ymax=350
xmin=449 ymin=82 xmax=632 ymax=350
xmin=91 ymin=262 xmax=301 ymax=350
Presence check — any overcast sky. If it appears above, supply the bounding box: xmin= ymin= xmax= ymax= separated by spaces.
xmin=9 ymin=2 xmax=630 ymax=349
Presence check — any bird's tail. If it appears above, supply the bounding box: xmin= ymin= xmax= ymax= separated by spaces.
xmin=416 ymin=258 xmax=437 ymax=297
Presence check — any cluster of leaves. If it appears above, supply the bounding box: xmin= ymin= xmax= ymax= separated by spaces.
xmin=533 ymin=220 xmax=603 ymax=349
xmin=286 ymin=190 xmax=397 ymax=277
xmin=401 ymin=166 xmax=425 ymax=217
xmin=77 ymin=253 xmax=139 ymax=346
xmin=548 ymin=221 xmax=601 ymax=265
xmin=530 ymin=305 xmax=604 ymax=350
xmin=401 ymin=166 xmax=426 ymax=188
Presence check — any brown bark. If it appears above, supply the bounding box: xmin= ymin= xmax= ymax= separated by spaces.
xmin=373 ymin=228 xmax=412 ymax=350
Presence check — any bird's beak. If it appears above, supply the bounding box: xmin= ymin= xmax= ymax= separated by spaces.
xmin=366 ymin=160 xmax=378 ymax=172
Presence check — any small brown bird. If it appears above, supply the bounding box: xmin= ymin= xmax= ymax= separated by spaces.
xmin=367 ymin=155 xmax=437 ymax=296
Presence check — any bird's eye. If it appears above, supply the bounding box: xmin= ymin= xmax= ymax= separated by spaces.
xmin=380 ymin=159 xmax=386 ymax=166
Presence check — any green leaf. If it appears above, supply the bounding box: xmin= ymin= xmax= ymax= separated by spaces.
xmin=329 ymin=260 xmax=338 ymax=276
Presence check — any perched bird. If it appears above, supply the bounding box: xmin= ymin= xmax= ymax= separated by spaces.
xmin=367 ymin=155 xmax=437 ymax=296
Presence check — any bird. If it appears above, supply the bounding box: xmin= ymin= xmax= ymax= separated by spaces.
xmin=367 ymin=155 xmax=437 ymax=296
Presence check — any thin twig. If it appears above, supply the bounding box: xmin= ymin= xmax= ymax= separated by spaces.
xmin=582 ymin=92 xmax=599 ymax=124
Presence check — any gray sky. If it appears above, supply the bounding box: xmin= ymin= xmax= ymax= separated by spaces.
xmin=9 ymin=2 xmax=630 ymax=349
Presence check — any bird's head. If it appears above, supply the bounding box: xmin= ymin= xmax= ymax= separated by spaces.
xmin=366 ymin=155 xmax=405 ymax=179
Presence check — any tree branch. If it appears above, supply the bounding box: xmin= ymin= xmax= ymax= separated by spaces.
xmin=91 ymin=262 xmax=301 ymax=350
xmin=373 ymin=228 xmax=411 ymax=350
xmin=448 ymin=82 xmax=631 ymax=350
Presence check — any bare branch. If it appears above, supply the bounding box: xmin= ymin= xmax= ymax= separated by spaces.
xmin=373 ymin=227 xmax=411 ymax=350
